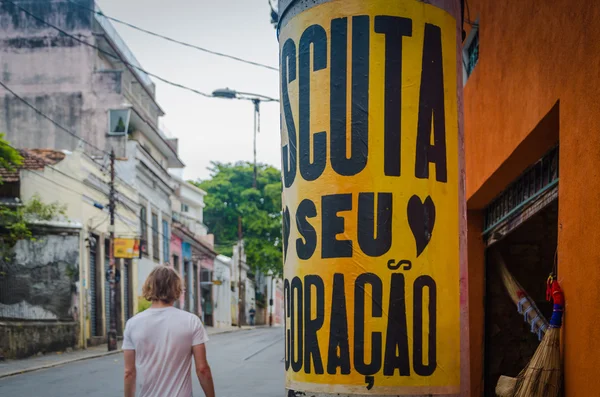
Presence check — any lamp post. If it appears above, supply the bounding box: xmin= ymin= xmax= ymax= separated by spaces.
xmin=267 ymin=270 xmax=274 ymax=327
xmin=212 ymin=88 xmax=278 ymax=189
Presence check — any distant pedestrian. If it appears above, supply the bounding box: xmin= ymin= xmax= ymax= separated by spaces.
xmin=123 ymin=265 xmax=215 ymax=397
xmin=249 ymin=306 xmax=256 ymax=326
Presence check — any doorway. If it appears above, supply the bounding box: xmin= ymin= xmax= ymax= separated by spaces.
xmin=482 ymin=146 xmax=559 ymax=395
xmin=89 ymin=234 xmax=102 ymax=338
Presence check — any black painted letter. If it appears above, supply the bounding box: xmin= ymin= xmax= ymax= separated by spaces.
xmin=304 ymin=275 xmax=325 ymax=374
xmin=296 ymin=199 xmax=317 ymax=260
xmin=322 ymin=194 xmax=353 ymax=259
xmin=374 ymin=16 xmax=413 ymax=177
xmin=383 ymin=273 xmax=410 ymax=376
xmin=413 ymin=275 xmax=437 ymax=376
xmin=284 ymin=278 xmax=291 ymax=370
xmin=327 ymin=273 xmax=351 ymax=375
xmin=354 ymin=273 xmax=383 ymax=375
xmin=357 ymin=193 xmax=393 ymax=257
xmin=291 ymin=277 xmax=303 ymax=372
xmin=415 ymin=24 xmax=448 ymax=183
xmin=281 ymin=39 xmax=298 ymax=187
xmin=299 ymin=25 xmax=328 ymax=181
xmin=330 ymin=16 xmax=369 ymax=177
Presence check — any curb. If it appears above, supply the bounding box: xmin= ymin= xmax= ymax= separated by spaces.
xmin=207 ymin=327 xmax=255 ymax=337
xmin=0 ymin=327 xmax=262 ymax=379
xmin=0 ymin=349 xmax=123 ymax=380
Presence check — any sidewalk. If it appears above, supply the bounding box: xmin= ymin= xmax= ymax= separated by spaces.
xmin=0 ymin=326 xmax=255 ymax=379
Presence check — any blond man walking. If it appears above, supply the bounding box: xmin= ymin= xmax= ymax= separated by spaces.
xmin=123 ymin=265 xmax=215 ymax=397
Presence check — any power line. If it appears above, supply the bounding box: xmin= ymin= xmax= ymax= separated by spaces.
xmin=2 ymin=0 xmax=214 ymax=98
xmin=4 ymin=146 xmax=143 ymax=235
xmin=0 ymin=79 xmax=140 ymax=193
xmin=4 ymin=143 xmax=141 ymax=217
xmin=66 ymin=0 xmax=279 ymax=72
xmin=0 ymin=80 xmax=106 ymax=155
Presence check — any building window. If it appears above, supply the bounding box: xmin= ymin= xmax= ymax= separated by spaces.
xmin=152 ymin=213 xmax=159 ymax=260
xmin=466 ymin=30 xmax=479 ymax=76
xmin=181 ymin=203 xmax=189 ymax=213
xmin=463 ymin=21 xmax=479 ymax=83
xmin=140 ymin=207 xmax=148 ymax=257
xmin=173 ymin=254 xmax=179 ymax=273
xmin=162 ymin=220 xmax=170 ymax=263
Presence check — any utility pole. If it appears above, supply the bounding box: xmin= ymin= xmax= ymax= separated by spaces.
xmin=278 ymin=0 xmax=466 ymax=396
xmin=252 ymin=99 xmax=260 ymax=189
xmin=237 ymin=216 xmax=243 ymax=328
xmin=107 ymin=150 xmax=118 ymax=352
xmin=268 ymin=274 xmax=273 ymax=327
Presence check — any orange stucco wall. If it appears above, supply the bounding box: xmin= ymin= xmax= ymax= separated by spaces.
xmin=463 ymin=1 xmax=600 ymax=396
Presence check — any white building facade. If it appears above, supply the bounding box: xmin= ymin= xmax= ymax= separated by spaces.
xmin=212 ymin=255 xmax=232 ymax=328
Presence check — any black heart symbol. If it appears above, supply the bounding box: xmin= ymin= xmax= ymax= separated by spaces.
xmin=407 ymin=195 xmax=436 ymax=257
xmin=282 ymin=206 xmax=290 ymax=261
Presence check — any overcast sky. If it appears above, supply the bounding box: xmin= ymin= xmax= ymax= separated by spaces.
xmin=97 ymin=0 xmax=281 ymax=181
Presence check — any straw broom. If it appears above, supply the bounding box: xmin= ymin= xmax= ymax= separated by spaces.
xmin=511 ymin=276 xmax=564 ymax=397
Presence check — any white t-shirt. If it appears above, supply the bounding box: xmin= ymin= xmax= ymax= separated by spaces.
xmin=123 ymin=306 xmax=209 ymax=397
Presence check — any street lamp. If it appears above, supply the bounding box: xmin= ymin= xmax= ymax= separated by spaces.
xmin=212 ymin=88 xmax=279 ymax=189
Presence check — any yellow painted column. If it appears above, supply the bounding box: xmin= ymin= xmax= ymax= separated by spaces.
xmin=278 ymin=0 xmax=467 ymax=395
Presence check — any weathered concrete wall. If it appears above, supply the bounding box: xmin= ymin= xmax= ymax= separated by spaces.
xmin=0 ymin=233 xmax=80 ymax=321
xmin=0 ymin=0 xmax=129 ymax=157
xmin=0 ymin=230 xmax=80 ymax=358
xmin=0 ymin=321 xmax=78 ymax=359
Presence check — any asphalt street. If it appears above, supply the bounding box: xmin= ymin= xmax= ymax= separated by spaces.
xmin=0 ymin=327 xmax=285 ymax=397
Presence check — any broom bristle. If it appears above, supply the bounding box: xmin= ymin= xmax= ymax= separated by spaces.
xmin=512 ymin=327 xmax=561 ymax=397
xmin=496 ymin=376 xmax=516 ymax=397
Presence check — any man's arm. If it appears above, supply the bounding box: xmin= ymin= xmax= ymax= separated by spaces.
xmin=124 ymin=350 xmax=136 ymax=397
xmin=193 ymin=343 xmax=215 ymax=397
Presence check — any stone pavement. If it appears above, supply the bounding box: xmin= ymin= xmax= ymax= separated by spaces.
xmin=0 ymin=325 xmax=255 ymax=379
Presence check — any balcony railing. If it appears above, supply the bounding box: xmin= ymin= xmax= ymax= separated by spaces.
xmin=483 ymin=146 xmax=559 ymax=234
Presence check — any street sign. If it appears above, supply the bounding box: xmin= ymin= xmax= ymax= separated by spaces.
xmin=114 ymin=238 xmax=140 ymax=259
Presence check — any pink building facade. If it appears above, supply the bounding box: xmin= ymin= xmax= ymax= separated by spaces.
xmin=169 ymin=233 xmax=184 ymax=308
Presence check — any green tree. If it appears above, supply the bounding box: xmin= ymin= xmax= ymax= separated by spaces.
xmin=0 ymin=133 xmax=22 ymax=184
xmin=0 ymin=195 xmax=67 ymax=248
xmin=0 ymin=135 xmax=67 ymax=253
xmin=191 ymin=162 xmax=283 ymax=277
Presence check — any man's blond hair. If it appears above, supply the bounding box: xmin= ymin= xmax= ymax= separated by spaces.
xmin=142 ymin=265 xmax=182 ymax=303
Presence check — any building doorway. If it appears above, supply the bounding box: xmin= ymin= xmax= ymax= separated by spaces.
xmin=183 ymin=260 xmax=190 ymax=311
xmin=123 ymin=259 xmax=133 ymax=322
xmin=482 ymin=146 xmax=558 ymax=395
xmin=89 ymin=234 xmax=102 ymax=338
xmin=193 ymin=263 xmax=199 ymax=314
xmin=201 ymin=268 xmax=213 ymax=326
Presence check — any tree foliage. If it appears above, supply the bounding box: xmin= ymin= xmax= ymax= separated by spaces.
xmin=0 ymin=135 xmax=67 ymax=251
xmin=0 ymin=133 xmax=22 ymax=184
xmin=191 ymin=162 xmax=283 ymax=277
xmin=0 ymin=195 xmax=68 ymax=248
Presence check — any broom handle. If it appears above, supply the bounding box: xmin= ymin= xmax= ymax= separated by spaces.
xmin=494 ymin=251 xmax=549 ymax=339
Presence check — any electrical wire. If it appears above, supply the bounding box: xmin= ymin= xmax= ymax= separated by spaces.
xmin=0 ymin=80 xmax=107 ymax=155
xmin=65 ymin=0 xmax=279 ymax=72
xmin=2 ymin=0 xmax=214 ymax=98
xmin=0 ymin=78 xmax=142 ymax=194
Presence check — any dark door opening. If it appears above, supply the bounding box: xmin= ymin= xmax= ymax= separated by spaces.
xmin=123 ymin=259 xmax=132 ymax=322
xmin=89 ymin=235 xmax=102 ymax=338
xmin=483 ymin=200 xmax=558 ymax=396
xmin=183 ymin=260 xmax=190 ymax=312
